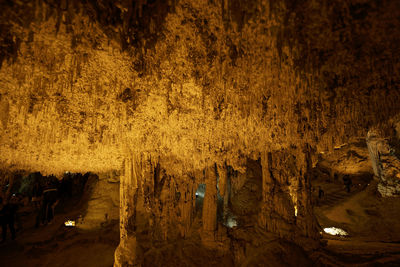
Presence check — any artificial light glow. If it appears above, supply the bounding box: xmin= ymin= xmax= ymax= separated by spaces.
xmin=64 ymin=220 xmax=76 ymax=227
xmin=294 ymin=206 xmax=298 ymax=217
xmin=226 ymin=216 xmax=237 ymax=228
xmin=334 ymin=144 xmax=347 ymax=150
xmin=323 ymin=227 xmax=348 ymax=236
xmin=195 ymin=192 xmax=204 ymax=198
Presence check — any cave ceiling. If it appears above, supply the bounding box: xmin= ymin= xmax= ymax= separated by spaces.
xmin=0 ymin=0 xmax=399 ymax=175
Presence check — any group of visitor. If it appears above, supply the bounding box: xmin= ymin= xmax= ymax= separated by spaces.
xmin=0 ymin=175 xmax=60 ymax=243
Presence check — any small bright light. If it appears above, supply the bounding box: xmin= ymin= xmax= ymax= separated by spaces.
xmin=294 ymin=206 xmax=298 ymax=217
xmin=323 ymin=227 xmax=348 ymax=236
xmin=65 ymin=220 xmax=76 ymax=227
xmin=334 ymin=144 xmax=347 ymax=149
xmin=226 ymin=216 xmax=237 ymax=228
xmin=195 ymin=192 xmax=204 ymax=198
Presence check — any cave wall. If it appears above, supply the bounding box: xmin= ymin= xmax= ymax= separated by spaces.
xmin=78 ymin=171 xmax=120 ymax=229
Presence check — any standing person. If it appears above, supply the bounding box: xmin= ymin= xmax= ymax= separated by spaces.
xmin=42 ymin=180 xmax=58 ymax=225
xmin=346 ymin=178 xmax=352 ymax=193
xmin=0 ymin=197 xmax=16 ymax=242
xmin=32 ymin=181 xmax=43 ymax=209
xmin=318 ymin=186 xmax=325 ymax=199
xmin=343 ymin=175 xmax=352 ymax=193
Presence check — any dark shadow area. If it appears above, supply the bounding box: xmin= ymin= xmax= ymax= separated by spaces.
xmin=229 ymin=158 xmax=263 ymax=226
xmin=0 ymin=171 xmax=119 ymax=267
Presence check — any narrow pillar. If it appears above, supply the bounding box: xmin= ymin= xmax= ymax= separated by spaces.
xmin=202 ymin=164 xmax=217 ymax=244
xmin=114 ymin=155 xmax=140 ymax=267
xmin=295 ymin=145 xmax=321 ymax=243
xmin=217 ymin=164 xmax=229 ymax=221
xmin=366 ymin=130 xmax=386 ymax=179
xmin=259 ymin=150 xmax=296 ymax=240
xmin=178 ymin=175 xmax=195 ymax=238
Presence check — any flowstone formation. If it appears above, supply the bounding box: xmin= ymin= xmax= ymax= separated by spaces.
xmin=367 ymin=122 xmax=400 ymax=197
xmin=0 ymin=0 xmax=400 ymax=265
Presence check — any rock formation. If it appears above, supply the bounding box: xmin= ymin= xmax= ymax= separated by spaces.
xmin=367 ymin=125 xmax=400 ymax=197
xmin=0 ymin=0 xmax=399 ymax=265
xmin=78 ymin=172 xmax=120 ymax=229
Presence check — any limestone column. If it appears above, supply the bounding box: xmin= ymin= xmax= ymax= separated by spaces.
xmin=259 ymin=151 xmax=270 ymax=229
xmin=178 ymin=175 xmax=195 ymax=238
xmin=367 ymin=131 xmax=381 ymax=178
xmin=295 ymin=145 xmax=320 ymax=241
xmin=201 ymin=164 xmax=218 ymax=245
xmin=217 ymin=164 xmax=229 ymax=221
xmin=259 ymin=150 xmax=296 ymax=240
xmin=366 ymin=130 xmax=390 ymax=180
xmin=114 ymin=155 xmax=140 ymax=267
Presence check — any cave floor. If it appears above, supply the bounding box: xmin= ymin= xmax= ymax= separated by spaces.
xmin=1 ymin=176 xmax=400 ymax=266
xmin=0 ymin=201 xmax=119 ymax=267
xmin=312 ymin=176 xmax=400 ymax=266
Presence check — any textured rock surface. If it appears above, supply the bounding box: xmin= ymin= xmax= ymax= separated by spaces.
xmin=0 ymin=0 xmax=399 ymax=265
xmin=1 ymin=0 xmax=399 ymax=175
xmin=78 ymin=172 xmax=120 ymax=229
xmin=367 ymin=127 xmax=400 ymax=197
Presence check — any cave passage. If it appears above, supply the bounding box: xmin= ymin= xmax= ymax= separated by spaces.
xmin=1 ymin=0 xmax=400 ymax=266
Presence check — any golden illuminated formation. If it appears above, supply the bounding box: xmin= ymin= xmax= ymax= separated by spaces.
xmin=0 ymin=0 xmax=399 ymax=266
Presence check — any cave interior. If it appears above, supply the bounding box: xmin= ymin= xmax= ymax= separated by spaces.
xmin=0 ymin=0 xmax=400 ymax=266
